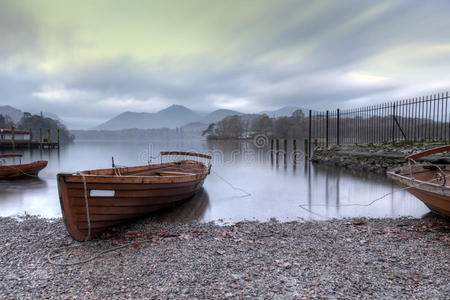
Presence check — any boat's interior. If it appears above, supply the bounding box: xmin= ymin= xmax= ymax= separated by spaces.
xmin=396 ymin=164 xmax=450 ymax=186
xmin=80 ymin=160 xmax=209 ymax=177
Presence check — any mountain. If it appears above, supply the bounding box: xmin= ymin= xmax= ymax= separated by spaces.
xmin=0 ymin=105 xmax=24 ymax=123
xmin=95 ymin=105 xmax=201 ymax=130
xmin=0 ymin=105 xmax=66 ymax=126
xmin=260 ymin=106 xmax=305 ymax=118
xmin=201 ymin=109 xmax=243 ymax=124
xmin=96 ymin=105 xmax=279 ymax=130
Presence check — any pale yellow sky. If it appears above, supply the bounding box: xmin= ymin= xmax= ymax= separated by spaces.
xmin=1 ymin=0 xmax=450 ymax=128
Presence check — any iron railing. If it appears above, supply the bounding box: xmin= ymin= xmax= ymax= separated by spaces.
xmin=309 ymin=92 xmax=450 ymax=147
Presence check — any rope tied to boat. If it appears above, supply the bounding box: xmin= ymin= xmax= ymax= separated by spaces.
xmin=298 ymin=172 xmax=450 ymax=219
xmin=77 ymin=172 xmax=91 ymax=241
xmin=211 ymin=169 xmax=251 ymax=198
xmin=1 ymin=164 xmax=42 ymax=178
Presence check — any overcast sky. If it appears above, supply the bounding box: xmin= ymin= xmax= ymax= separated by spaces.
xmin=1 ymin=0 xmax=450 ymax=128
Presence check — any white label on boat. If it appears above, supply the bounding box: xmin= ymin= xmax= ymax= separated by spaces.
xmin=90 ymin=190 xmax=115 ymax=197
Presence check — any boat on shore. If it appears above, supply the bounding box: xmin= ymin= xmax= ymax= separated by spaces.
xmin=0 ymin=154 xmax=48 ymax=180
xmin=387 ymin=145 xmax=450 ymax=217
xmin=57 ymin=151 xmax=211 ymax=241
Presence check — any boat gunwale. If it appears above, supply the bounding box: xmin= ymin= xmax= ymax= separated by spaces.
xmin=59 ymin=160 xmax=209 ymax=184
xmin=0 ymin=160 xmax=48 ymax=169
xmin=387 ymin=165 xmax=450 ymax=196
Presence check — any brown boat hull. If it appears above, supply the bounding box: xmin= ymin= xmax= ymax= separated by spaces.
xmin=58 ymin=160 xmax=209 ymax=241
xmin=0 ymin=161 xmax=48 ymax=180
xmin=387 ymin=165 xmax=450 ymax=218
xmin=406 ymin=187 xmax=450 ymax=217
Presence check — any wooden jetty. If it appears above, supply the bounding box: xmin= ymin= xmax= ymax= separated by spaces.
xmin=0 ymin=127 xmax=60 ymax=150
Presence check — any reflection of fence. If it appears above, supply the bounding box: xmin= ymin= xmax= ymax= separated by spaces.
xmin=309 ymin=92 xmax=450 ymax=147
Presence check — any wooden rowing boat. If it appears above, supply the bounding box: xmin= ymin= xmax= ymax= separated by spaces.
xmin=0 ymin=154 xmax=48 ymax=180
xmin=57 ymin=151 xmax=212 ymax=241
xmin=387 ymin=145 xmax=450 ymax=217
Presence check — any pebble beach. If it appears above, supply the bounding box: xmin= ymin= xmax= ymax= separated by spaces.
xmin=0 ymin=215 xmax=449 ymax=299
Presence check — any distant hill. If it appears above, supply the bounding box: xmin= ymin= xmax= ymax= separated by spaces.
xmin=181 ymin=122 xmax=209 ymax=132
xmin=96 ymin=105 xmax=298 ymax=130
xmin=201 ymin=109 xmax=243 ymax=124
xmin=0 ymin=105 xmax=65 ymax=125
xmin=95 ymin=105 xmax=201 ymax=130
xmin=260 ymin=106 xmax=306 ymax=118
xmin=0 ymin=105 xmax=24 ymax=123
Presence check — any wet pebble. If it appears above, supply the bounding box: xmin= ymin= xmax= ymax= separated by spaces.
xmin=0 ymin=216 xmax=448 ymax=299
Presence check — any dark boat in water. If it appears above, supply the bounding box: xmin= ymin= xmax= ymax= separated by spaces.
xmin=0 ymin=154 xmax=48 ymax=180
xmin=387 ymin=145 xmax=450 ymax=217
xmin=57 ymin=151 xmax=211 ymax=241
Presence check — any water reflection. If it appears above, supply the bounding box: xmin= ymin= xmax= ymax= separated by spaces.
xmin=149 ymin=188 xmax=210 ymax=223
xmin=0 ymin=140 xmax=430 ymax=221
xmin=0 ymin=178 xmax=52 ymax=216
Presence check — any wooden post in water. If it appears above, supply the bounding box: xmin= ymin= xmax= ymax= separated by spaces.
xmin=270 ymin=139 xmax=274 ymax=165
xmin=11 ymin=126 xmax=15 ymax=153
xmin=47 ymin=129 xmax=51 ymax=143
xmin=57 ymin=129 xmax=60 ymax=147
xmin=276 ymin=139 xmax=279 ymax=165
xmin=304 ymin=139 xmax=309 ymax=161
xmin=283 ymin=139 xmax=287 ymax=167
xmin=326 ymin=110 xmax=329 ymax=148
xmin=308 ymin=110 xmax=312 ymax=159
xmin=29 ymin=128 xmax=32 ymax=150
xmin=293 ymin=139 xmax=297 ymax=164
xmin=39 ymin=128 xmax=42 ymax=150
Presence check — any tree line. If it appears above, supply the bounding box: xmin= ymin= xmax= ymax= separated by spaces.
xmin=71 ymin=127 xmax=200 ymax=141
xmin=0 ymin=112 xmax=74 ymax=144
xmin=202 ymin=110 xmax=308 ymax=139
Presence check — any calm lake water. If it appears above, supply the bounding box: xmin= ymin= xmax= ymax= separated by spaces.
xmin=0 ymin=139 xmax=429 ymax=222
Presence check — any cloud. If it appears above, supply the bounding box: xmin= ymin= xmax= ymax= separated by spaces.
xmin=1 ymin=0 xmax=450 ymax=128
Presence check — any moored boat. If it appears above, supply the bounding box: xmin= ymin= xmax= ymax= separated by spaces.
xmin=0 ymin=154 xmax=48 ymax=180
xmin=387 ymin=145 xmax=450 ymax=217
xmin=57 ymin=151 xmax=211 ymax=241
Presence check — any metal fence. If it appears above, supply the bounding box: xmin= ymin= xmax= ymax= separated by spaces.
xmin=309 ymin=92 xmax=450 ymax=147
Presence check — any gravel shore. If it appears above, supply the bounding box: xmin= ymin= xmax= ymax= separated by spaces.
xmin=1 ymin=215 xmax=449 ymax=299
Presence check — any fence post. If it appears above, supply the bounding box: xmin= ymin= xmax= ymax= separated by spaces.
xmin=326 ymin=110 xmax=329 ymax=148
xmin=308 ymin=110 xmax=312 ymax=159
xmin=392 ymin=103 xmax=396 ymax=144
xmin=336 ymin=109 xmax=340 ymax=146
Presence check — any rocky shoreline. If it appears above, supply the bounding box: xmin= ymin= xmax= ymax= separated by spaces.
xmin=1 ymin=215 xmax=449 ymax=299
xmin=312 ymin=142 xmax=450 ymax=173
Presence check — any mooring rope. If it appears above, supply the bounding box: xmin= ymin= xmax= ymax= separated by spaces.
xmin=77 ymin=172 xmax=91 ymax=241
xmin=298 ymin=173 xmax=450 ymax=219
xmin=211 ymin=169 xmax=252 ymax=198
xmin=1 ymin=165 xmax=41 ymax=179
xmin=47 ymin=239 xmax=155 ymax=266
